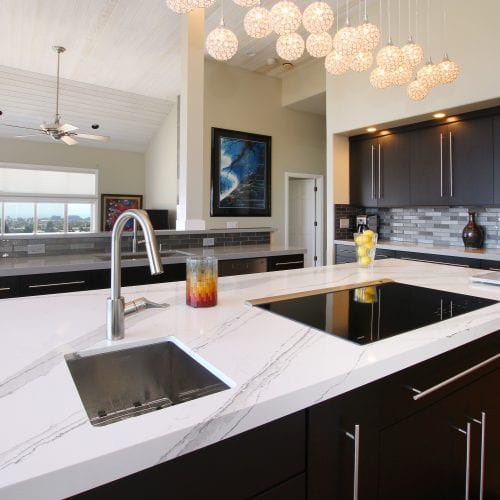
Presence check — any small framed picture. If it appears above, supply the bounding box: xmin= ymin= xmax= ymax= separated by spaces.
xmin=210 ymin=128 xmax=271 ymax=217
xmin=101 ymin=194 xmax=143 ymax=231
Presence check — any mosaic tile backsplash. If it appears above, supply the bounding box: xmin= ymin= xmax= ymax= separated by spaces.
xmin=335 ymin=205 xmax=500 ymax=249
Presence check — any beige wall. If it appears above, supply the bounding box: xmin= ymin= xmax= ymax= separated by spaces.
xmin=281 ymin=59 xmax=325 ymax=108
xmin=145 ymin=103 xmax=178 ymax=227
xmin=325 ymin=0 xmax=500 ymax=261
xmin=0 ymin=137 xmax=145 ymax=196
xmin=204 ymin=59 xmax=326 ymax=244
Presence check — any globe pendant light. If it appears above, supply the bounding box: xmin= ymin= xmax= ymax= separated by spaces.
xmin=333 ymin=19 xmax=361 ymax=56
xmin=349 ymin=50 xmax=373 ymax=72
xmin=407 ymin=78 xmax=429 ymax=100
xmin=416 ymin=58 xmax=441 ymax=88
xmin=401 ymin=37 xmax=424 ymax=67
xmin=369 ymin=67 xmax=391 ymax=89
xmin=191 ymin=0 xmax=216 ymax=7
xmin=306 ymin=32 xmax=333 ymax=58
xmin=390 ymin=64 xmax=412 ymax=85
xmin=357 ymin=0 xmax=380 ymax=51
xmin=165 ymin=0 xmax=194 ymax=14
xmin=244 ymin=5 xmax=272 ymax=38
xmin=276 ymin=32 xmax=305 ymax=61
xmin=206 ymin=12 xmax=239 ymax=61
xmin=324 ymin=50 xmax=350 ymax=75
xmin=302 ymin=1 xmax=334 ymax=34
xmin=437 ymin=53 xmax=460 ymax=84
xmin=376 ymin=40 xmax=404 ymax=72
xmin=233 ymin=0 xmax=259 ymax=6
xmin=270 ymin=1 xmax=302 ymax=36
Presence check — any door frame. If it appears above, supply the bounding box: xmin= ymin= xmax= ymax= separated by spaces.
xmin=284 ymin=172 xmax=324 ymax=266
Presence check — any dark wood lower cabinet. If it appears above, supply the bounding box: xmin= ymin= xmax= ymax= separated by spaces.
xmin=267 ymin=254 xmax=305 ymax=271
xmin=71 ymin=410 xmax=306 ymax=500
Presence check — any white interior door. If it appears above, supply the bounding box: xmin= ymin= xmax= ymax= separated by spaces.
xmin=288 ymin=178 xmax=317 ymax=267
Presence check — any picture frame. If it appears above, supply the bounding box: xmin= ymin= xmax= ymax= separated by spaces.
xmin=210 ymin=127 xmax=271 ymax=217
xmin=101 ymin=194 xmax=143 ymax=231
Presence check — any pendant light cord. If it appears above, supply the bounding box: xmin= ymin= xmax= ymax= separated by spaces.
xmin=426 ymin=0 xmax=430 ymax=57
xmin=388 ymin=0 xmax=392 ymax=43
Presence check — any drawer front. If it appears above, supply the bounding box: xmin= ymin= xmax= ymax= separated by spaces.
xmin=0 ymin=276 xmax=19 ymax=299
xmin=18 ymin=271 xmax=92 ymax=296
xmin=396 ymin=251 xmax=480 ymax=268
xmin=268 ymin=254 xmax=304 ymax=272
xmin=219 ymin=257 xmax=267 ymax=277
xmin=480 ymin=259 xmax=500 ymax=271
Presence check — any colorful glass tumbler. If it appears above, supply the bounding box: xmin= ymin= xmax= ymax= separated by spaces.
xmin=186 ymin=256 xmax=218 ymax=307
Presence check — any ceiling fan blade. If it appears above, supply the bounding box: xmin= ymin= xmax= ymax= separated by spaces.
xmin=14 ymin=134 xmax=46 ymax=138
xmin=61 ymin=135 xmax=78 ymax=146
xmin=59 ymin=123 xmax=79 ymax=133
xmin=75 ymin=133 xmax=110 ymax=141
xmin=1 ymin=123 xmax=43 ymax=132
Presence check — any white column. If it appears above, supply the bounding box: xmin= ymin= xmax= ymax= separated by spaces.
xmin=176 ymin=8 xmax=206 ymax=230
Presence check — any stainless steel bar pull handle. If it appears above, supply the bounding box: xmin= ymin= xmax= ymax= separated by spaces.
xmin=469 ymin=412 xmax=486 ymax=500
xmin=28 ymin=280 xmax=86 ymax=289
xmin=371 ymin=144 xmax=375 ymax=199
xmin=449 ymin=131 xmax=454 ymax=197
xmin=345 ymin=424 xmax=360 ymax=500
xmin=378 ymin=144 xmax=382 ymax=198
xmin=455 ymin=422 xmax=471 ymax=500
xmin=440 ymin=132 xmax=444 ymax=197
xmin=409 ymin=354 xmax=500 ymax=400
xmin=0 ymin=287 xmax=11 ymax=292
xmin=275 ymin=260 xmax=304 ymax=266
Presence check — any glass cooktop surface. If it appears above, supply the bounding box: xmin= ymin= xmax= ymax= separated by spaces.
xmin=257 ymin=282 xmax=497 ymax=345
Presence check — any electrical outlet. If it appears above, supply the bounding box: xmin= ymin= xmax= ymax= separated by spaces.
xmin=27 ymin=243 xmax=45 ymax=255
xmin=340 ymin=218 xmax=350 ymax=229
xmin=203 ymin=237 xmax=215 ymax=247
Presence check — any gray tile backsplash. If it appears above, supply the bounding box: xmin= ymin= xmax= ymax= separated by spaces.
xmin=335 ymin=205 xmax=500 ymax=249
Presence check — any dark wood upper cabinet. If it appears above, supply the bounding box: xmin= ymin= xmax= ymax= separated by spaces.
xmin=350 ymin=133 xmax=410 ymax=207
xmin=494 ymin=115 xmax=500 ymax=203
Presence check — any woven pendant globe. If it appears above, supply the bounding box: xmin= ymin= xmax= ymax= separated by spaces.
xmin=306 ymin=32 xmax=333 ymax=58
xmin=390 ymin=64 xmax=413 ymax=86
xmin=349 ymin=51 xmax=373 ymax=72
xmin=407 ymin=79 xmax=429 ymax=100
xmin=417 ymin=61 xmax=442 ymax=88
xmin=401 ymin=40 xmax=424 ymax=67
xmin=437 ymin=56 xmax=460 ymax=84
xmin=165 ymin=0 xmax=194 ymax=14
xmin=206 ymin=25 xmax=239 ymax=61
xmin=333 ymin=23 xmax=361 ymax=56
xmin=276 ymin=32 xmax=305 ymax=61
xmin=270 ymin=1 xmax=302 ymax=35
xmin=357 ymin=21 xmax=380 ymax=51
xmin=190 ymin=0 xmax=216 ymax=7
xmin=244 ymin=6 xmax=272 ymax=38
xmin=325 ymin=50 xmax=350 ymax=75
xmin=376 ymin=43 xmax=404 ymax=71
xmin=369 ymin=67 xmax=391 ymax=89
xmin=233 ymin=0 xmax=259 ymax=6
xmin=302 ymin=2 xmax=334 ymax=34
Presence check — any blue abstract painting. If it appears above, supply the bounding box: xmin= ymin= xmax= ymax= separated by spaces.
xmin=211 ymin=128 xmax=271 ymax=216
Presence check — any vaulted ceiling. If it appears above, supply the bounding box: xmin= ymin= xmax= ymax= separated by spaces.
xmin=0 ymin=0 xmax=361 ymax=152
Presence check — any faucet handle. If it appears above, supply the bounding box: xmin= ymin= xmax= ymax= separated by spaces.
xmin=124 ymin=297 xmax=169 ymax=316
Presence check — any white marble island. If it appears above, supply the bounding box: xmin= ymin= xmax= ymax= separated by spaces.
xmin=1 ymin=259 xmax=500 ymax=499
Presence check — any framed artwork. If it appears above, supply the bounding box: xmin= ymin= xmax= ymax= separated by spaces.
xmin=210 ymin=127 xmax=271 ymax=217
xmin=101 ymin=194 xmax=143 ymax=231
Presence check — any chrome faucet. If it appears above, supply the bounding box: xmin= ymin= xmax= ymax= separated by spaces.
xmin=107 ymin=209 xmax=165 ymax=341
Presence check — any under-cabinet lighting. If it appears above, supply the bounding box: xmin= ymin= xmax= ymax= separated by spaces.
xmin=433 ymin=112 xmax=446 ymax=118
xmin=366 ymin=127 xmax=377 ymax=132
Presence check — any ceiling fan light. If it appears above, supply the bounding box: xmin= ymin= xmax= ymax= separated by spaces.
xmin=349 ymin=50 xmax=373 ymax=72
xmin=244 ymin=6 xmax=272 ymax=38
xmin=324 ymin=50 xmax=350 ymax=75
xmin=357 ymin=20 xmax=380 ymax=51
xmin=302 ymin=2 xmax=334 ymax=34
xmin=376 ymin=42 xmax=404 ymax=71
xmin=369 ymin=66 xmax=392 ymax=89
xmin=333 ymin=22 xmax=361 ymax=56
xmin=165 ymin=0 xmax=194 ymax=14
xmin=206 ymin=25 xmax=239 ymax=61
xmin=306 ymin=32 xmax=333 ymax=58
xmin=407 ymin=78 xmax=429 ymax=100
xmin=276 ymin=32 xmax=305 ymax=61
xmin=270 ymin=1 xmax=302 ymax=35
xmin=437 ymin=54 xmax=460 ymax=84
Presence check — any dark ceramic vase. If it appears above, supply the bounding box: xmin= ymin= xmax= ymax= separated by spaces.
xmin=462 ymin=211 xmax=484 ymax=249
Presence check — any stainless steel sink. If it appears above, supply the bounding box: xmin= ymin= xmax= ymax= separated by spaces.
xmin=65 ymin=337 xmax=232 ymax=426
xmin=97 ymin=249 xmax=193 ymax=261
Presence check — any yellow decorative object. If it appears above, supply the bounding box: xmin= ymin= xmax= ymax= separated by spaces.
xmin=353 ymin=230 xmax=378 ymax=268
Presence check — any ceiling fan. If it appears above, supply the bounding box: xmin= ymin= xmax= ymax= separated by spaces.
xmin=1 ymin=46 xmax=110 ymax=146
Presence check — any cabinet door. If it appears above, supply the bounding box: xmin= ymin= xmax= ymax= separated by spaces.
xmin=350 ymin=138 xmax=378 ymax=207
xmin=493 ymin=115 xmax=500 ymax=204
xmin=410 ymin=124 xmax=449 ymax=205
xmin=0 ymin=276 xmax=19 ymax=299
xmin=447 ymin=117 xmax=494 ymax=206
xmin=267 ymin=254 xmax=304 ymax=272
xmin=18 ymin=271 xmax=93 ymax=296
xmin=378 ymin=133 xmax=410 ymax=206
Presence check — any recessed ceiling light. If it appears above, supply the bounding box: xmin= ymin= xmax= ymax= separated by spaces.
xmin=433 ymin=112 xmax=446 ymax=118
xmin=366 ymin=127 xmax=377 ymax=132
xmin=380 ymin=130 xmax=390 ymax=135
xmin=245 ymin=51 xmax=257 ymax=57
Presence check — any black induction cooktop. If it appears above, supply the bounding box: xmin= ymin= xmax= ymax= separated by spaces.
xmin=257 ymin=282 xmax=497 ymax=345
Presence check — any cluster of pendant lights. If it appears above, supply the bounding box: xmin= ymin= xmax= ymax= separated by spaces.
xmin=164 ymin=0 xmax=459 ymax=101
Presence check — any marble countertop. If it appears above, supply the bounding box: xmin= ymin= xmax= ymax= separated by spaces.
xmin=0 ymin=244 xmax=305 ymax=277
xmin=335 ymin=239 xmax=500 ymax=261
xmin=2 ymin=259 xmax=500 ymax=499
